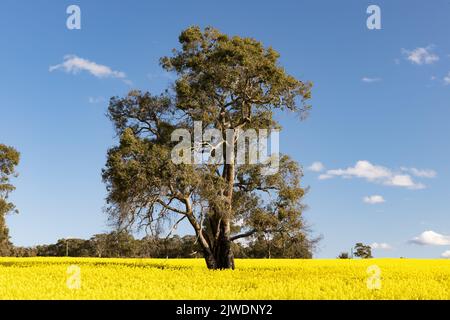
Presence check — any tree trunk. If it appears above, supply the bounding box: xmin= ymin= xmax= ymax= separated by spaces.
xmin=200 ymin=134 xmax=236 ymax=270
xmin=201 ymin=219 xmax=235 ymax=270
xmin=213 ymin=239 xmax=235 ymax=269
xmin=202 ymin=241 xmax=234 ymax=270
xmin=203 ymin=250 xmax=218 ymax=269
xmin=213 ymin=219 xmax=235 ymax=269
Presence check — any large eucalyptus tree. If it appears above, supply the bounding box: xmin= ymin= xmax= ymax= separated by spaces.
xmin=103 ymin=26 xmax=313 ymax=269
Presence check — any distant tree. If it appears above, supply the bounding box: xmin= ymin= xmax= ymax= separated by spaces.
xmin=11 ymin=246 xmax=37 ymax=257
xmin=103 ymin=26 xmax=313 ymax=269
xmin=36 ymin=238 xmax=92 ymax=257
xmin=277 ymin=233 xmax=318 ymax=258
xmin=337 ymin=252 xmax=350 ymax=259
xmin=354 ymin=243 xmax=372 ymax=259
xmin=0 ymin=144 xmax=20 ymax=256
xmin=160 ymin=235 xmax=183 ymax=258
xmin=231 ymin=242 xmax=247 ymax=258
xmin=64 ymin=238 xmax=93 ymax=257
xmin=136 ymin=235 xmax=163 ymax=258
xmin=90 ymin=234 xmax=110 ymax=257
xmin=179 ymin=235 xmax=202 ymax=258
xmin=36 ymin=244 xmax=57 ymax=256
xmin=245 ymin=235 xmax=269 ymax=258
xmin=103 ymin=231 xmax=136 ymax=258
xmin=246 ymin=232 xmax=317 ymax=258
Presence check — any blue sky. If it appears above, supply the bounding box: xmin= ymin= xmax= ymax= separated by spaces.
xmin=1 ymin=0 xmax=450 ymax=258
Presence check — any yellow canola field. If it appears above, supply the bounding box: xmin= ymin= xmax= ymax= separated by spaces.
xmin=0 ymin=258 xmax=450 ymax=300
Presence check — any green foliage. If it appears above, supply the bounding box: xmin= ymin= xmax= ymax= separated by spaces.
xmin=245 ymin=233 xmax=316 ymax=259
xmin=0 ymin=144 xmax=20 ymax=256
xmin=16 ymin=232 xmax=311 ymax=259
xmin=103 ymin=26 xmax=314 ymax=269
xmin=354 ymin=243 xmax=372 ymax=259
xmin=160 ymin=26 xmax=312 ymax=126
xmin=337 ymin=252 xmax=350 ymax=259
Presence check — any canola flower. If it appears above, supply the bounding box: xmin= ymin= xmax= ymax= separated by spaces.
xmin=0 ymin=258 xmax=450 ymax=299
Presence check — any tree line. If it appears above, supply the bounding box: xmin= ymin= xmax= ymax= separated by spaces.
xmin=8 ymin=231 xmax=316 ymax=259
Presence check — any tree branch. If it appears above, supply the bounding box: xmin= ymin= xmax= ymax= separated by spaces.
xmin=165 ymin=215 xmax=187 ymax=239
xmin=156 ymin=199 xmax=187 ymax=215
xmin=230 ymin=229 xmax=257 ymax=241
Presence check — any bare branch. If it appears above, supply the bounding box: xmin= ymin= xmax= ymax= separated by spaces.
xmin=166 ymin=215 xmax=187 ymax=239
xmin=230 ymin=229 xmax=257 ymax=241
xmin=156 ymin=199 xmax=187 ymax=215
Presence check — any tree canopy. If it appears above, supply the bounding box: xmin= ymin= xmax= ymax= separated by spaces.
xmin=0 ymin=144 xmax=20 ymax=256
xmin=354 ymin=243 xmax=372 ymax=259
xmin=103 ymin=26 xmax=314 ymax=269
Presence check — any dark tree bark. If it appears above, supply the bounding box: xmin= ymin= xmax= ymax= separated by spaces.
xmin=213 ymin=219 xmax=235 ymax=269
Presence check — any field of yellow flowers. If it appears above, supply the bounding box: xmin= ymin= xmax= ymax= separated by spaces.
xmin=0 ymin=258 xmax=450 ymax=299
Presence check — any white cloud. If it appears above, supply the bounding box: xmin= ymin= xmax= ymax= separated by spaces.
xmin=371 ymin=242 xmax=392 ymax=250
xmin=319 ymin=160 xmax=425 ymax=189
xmin=88 ymin=96 xmax=106 ymax=104
xmin=363 ymin=195 xmax=385 ymax=204
xmin=361 ymin=77 xmax=381 ymax=83
xmin=50 ymin=55 xmax=127 ymax=80
xmin=410 ymin=231 xmax=450 ymax=246
xmin=402 ymin=46 xmax=439 ymax=65
xmin=444 ymin=72 xmax=450 ymax=85
xmin=324 ymin=161 xmax=390 ymax=180
xmin=307 ymin=162 xmax=325 ymax=172
xmin=441 ymin=250 xmax=450 ymax=258
xmin=401 ymin=167 xmax=437 ymax=178
xmin=386 ymin=174 xmax=424 ymax=189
